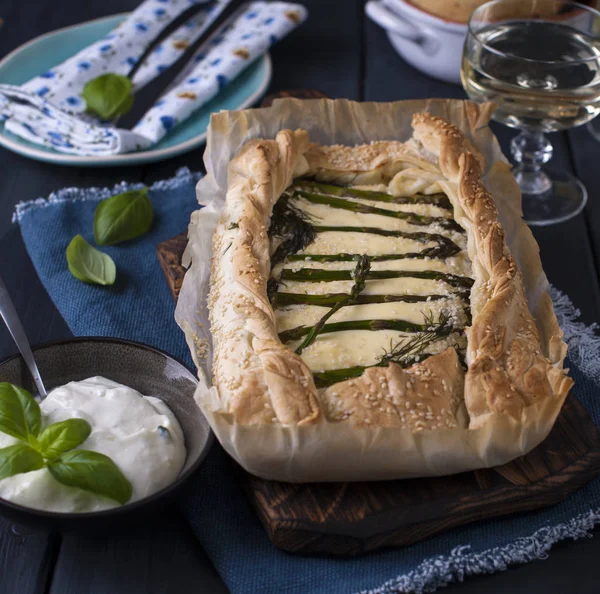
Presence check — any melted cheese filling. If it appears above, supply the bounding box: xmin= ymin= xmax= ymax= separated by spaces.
xmin=270 ymin=182 xmax=473 ymax=381
xmin=288 ymin=331 xmax=467 ymax=372
xmin=275 ymin=299 xmax=468 ymax=332
xmin=344 ymin=196 xmax=451 ymax=218
xmin=295 ymin=198 xmax=464 ymax=243
xmin=281 ymin=277 xmax=461 ymax=297
xmin=284 ymin=254 xmax=471 ymax=274
xmin=300 ymin=232 xmax=433 ymax=256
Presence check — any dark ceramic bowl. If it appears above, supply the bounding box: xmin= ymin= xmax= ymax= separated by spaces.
xmin=0 ymin=337 xmax=213 ymax=530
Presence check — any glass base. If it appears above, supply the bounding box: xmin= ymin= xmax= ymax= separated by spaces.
xmin=517 ymin=168 xmax=588 ymax=226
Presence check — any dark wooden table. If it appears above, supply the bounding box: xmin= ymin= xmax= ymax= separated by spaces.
xmin=1 ymin=1 xmax=600 ymax=592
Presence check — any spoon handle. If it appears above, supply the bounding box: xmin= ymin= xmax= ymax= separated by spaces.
xmin=0 ymin=276 xmax=47 ymax=398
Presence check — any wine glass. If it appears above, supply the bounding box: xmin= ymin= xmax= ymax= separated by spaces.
xmin=461 ymin=0 xmax=600 ymax=226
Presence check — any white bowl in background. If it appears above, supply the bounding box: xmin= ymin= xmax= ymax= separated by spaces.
xmin=365 ymin=0 xmax=467 ymax=84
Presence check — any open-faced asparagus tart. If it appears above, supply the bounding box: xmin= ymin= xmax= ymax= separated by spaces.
xmin=190 ymin=102 xmax=574 ymax=481
xmin=208 ymin=112 xmax=572 ymax=429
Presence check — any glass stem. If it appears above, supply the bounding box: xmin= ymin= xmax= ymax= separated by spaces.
xmin=510 ymin=130 xmax=553 ymax=195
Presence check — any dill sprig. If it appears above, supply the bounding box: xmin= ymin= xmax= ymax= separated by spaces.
xmin=295 ymin=255 xmax=370 ymax=355
xmin=310 ymin=311 xmax=453 ymax=387
xmin=377 ymin=310 xmax=449 ymax=366
xmin=268 ymin=195 xmax=316 ymax=267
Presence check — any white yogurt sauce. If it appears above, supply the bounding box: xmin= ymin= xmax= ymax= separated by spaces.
xmin=0 ymin=376 xmax=186 ymax=513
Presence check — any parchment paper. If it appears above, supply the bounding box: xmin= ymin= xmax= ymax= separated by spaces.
xmin=174 ymin=98 xmax=569 ymax=482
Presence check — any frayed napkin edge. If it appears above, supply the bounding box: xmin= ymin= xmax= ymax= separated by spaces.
xmin=12 ymin=166 xmax=203 ymax=223
xmin=360 ymin=506 xmax=600 ymax=594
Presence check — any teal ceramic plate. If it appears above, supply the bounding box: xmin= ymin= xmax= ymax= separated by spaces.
xmin=0 ymin=14 xmax=272 ymax=167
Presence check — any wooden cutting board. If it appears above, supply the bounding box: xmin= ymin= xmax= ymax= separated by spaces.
xmin=157 ymin=90 xmax=600 ymax=556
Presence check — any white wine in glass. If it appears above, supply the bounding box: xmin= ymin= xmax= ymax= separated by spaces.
xmin=461 ymin=0 xmax=600 ymax=225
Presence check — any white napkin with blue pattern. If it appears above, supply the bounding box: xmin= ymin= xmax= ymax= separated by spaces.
xmin=0 ymin=0 xmax=307 ymax=155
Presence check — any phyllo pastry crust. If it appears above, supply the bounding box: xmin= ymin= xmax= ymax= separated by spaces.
xmin=207 ymin=113 xmax=573 ymax=434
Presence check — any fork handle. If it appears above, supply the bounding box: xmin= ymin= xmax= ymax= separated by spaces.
xmin=0 ymin=275 xmax=47 ymax=399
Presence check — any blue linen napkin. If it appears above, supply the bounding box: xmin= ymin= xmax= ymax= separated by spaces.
xmin=15 ymin=169 xmax=600 ymax=594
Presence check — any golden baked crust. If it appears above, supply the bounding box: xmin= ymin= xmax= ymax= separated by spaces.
xmin=411 ymin=113 xmax=573 ymax=428
xmin=207 ymin=112 xmax=572 ymax=431
xmin=322 ymin=347 xmax=465 ymax=430
xmin=208 ymin=129 xmax=321 ymax=426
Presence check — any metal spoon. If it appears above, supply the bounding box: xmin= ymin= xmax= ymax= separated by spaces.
xmin=0 ymin=275 xmax=47 ymax=399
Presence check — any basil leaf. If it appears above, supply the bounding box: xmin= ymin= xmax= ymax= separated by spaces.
xmin=0 ymin=383 xmax=41 ymax=441
xmin=48 ymin=450 xmax=132 ymax=505
xmin=66 ymin=235 xmax=116 ymax=286
xmin=82 ymin=73 xmax=134 ymax=120
xmin=39 ymin=419 xmax=91 ymax=461
xmin=93 ymin=188 xmax=153 ymax=246
xmin=0 ymin=444 xmax=44 ymax=480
